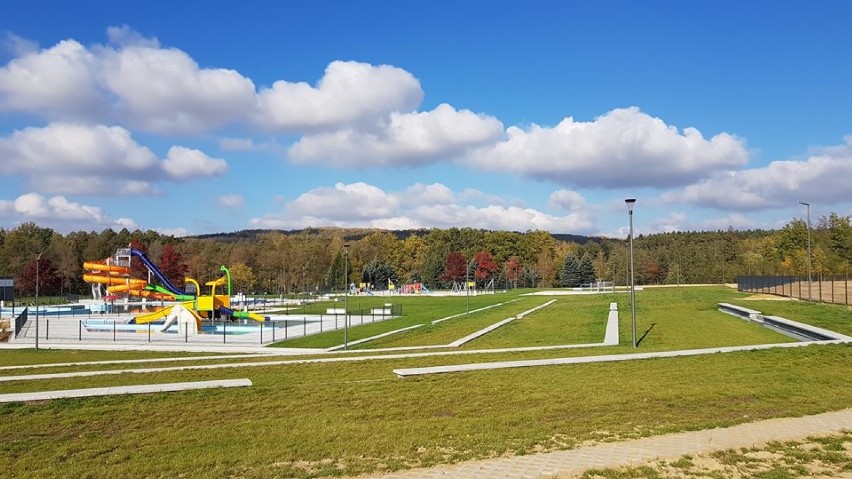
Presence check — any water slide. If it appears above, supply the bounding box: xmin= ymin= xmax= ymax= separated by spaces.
xmin=218 ymin=306 xmax=268 ymax=322
xmin=130 ymin=249 xmax=188 ymax=297
xmin=160 ymin=303 xmax=202 ymax=333
xmin=134 ymin=301 xmax=195 ymax=324
xmin=83 ymin=274 xmax=146 ymax=288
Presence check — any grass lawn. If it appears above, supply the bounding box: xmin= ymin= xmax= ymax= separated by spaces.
xmin=0 ymin=286 xmax=849 ymax=478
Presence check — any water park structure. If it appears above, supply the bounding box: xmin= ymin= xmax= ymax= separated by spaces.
xmin=82 ymin=248 xmax=267 ymax=334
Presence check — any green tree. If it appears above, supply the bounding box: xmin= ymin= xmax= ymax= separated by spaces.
xmin=361 ymin=259 xmax=396 ymax=290
xmin=228 ymin=262 xmax=256 ymax=294
xmin=579 ymin=254 xmax=596 ymax=285
xmin=561 ymin=253 xmax=581 ymax=287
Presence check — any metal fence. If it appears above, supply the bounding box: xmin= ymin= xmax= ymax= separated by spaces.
xmin=14 ymin=307 xmax=28 ymax=338
xmin=738 ymin=274 xmax=851 ymax=306
xmin=14 ymin=303 xmax=404 ymax=346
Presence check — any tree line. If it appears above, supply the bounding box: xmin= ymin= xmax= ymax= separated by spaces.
xmin=1 ymin=212 xmax=849 ymax=298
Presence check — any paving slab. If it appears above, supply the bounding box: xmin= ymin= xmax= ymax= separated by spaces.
xmin=393 ymin=340 xmax=847 ymax=377
xmin=357 ymin=408 xmax=852 ymax=479
xmin=0 ymin=378 xmax=252 ymax=403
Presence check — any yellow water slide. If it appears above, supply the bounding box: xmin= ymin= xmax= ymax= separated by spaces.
xmin=134 ymin=301 xmax=195 ymax=324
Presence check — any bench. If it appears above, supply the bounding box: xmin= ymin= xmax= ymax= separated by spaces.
xmin=325 ymin=308 xmax=346 ymax=315
xmin=371 ymin=309 xmax=392 ymax=315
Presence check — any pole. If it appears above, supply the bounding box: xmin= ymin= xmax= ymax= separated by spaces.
xmin=800 ymin=202 xmax=812 ymax=302
xmin=35 ymin=253 xmax=41 ymax=350
xmin=466 ymin=259 xmax=470 ymax=315
xmin=626 ymin=199 xmax=637 ymax=348
xmin=343 ymin=243 xmax=350 ymax=350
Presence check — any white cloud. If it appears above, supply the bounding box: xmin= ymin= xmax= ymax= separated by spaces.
xmin=0 ymin=123 xmax=226 ymax=193
xmin=254 ymin=60 xmax=422 ymax=132
xmin=1 ymin=31 xmax=432 ymax=136
xmin=649 ymin=212 xmax=689 ymax=233
xmin=115 ymin=217 xmax=138 ymax=230
xmin=663 ymin=136 xmax=852 ymax=210
xmin=217 ymin=194 xmax=245 ymax=208
xmin=0 ymin=192 xmax=134 ymax=232
xmin=284 ymin=182 xmax=400 ymax=221
xmin=549 ymin=189 xmax=587 ymax=211
xmin=403 ymin=183 xmax=455 ymax=205
xmin=0 ymin=122 xmax=160 ymax=177
xmin=154 ymin=226 xmax=190 ymax=237
xmin=249 ymin=181 xmax=595 ymax=233
xmin=162 ymin=146 xmax=228 ymax=180
xmin=470 ymin=107 xmax=748 ymax=188
xmin=0 ymin=39 xmax=103 ymax=119
xmin=288 ymin=103 xmax=504 ymax=167
xmin=99 ymin=40 xmax=256 ymax=134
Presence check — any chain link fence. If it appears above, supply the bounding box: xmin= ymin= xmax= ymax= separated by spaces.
xmin=738 ymin=274 xmax=851 ymax=306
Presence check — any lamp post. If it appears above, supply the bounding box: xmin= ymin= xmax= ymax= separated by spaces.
xmin=466 ymin=258 xmax=471 ymax=315
xmin=799 ymin=201 xmax=812 ymax=302
xmin=35 ymin=252 xmax=42 ymax=350
xmin=343 ymin=243 xmax=350 ymax=350
xmin=625 ymin=199 xmax=637 ymax=348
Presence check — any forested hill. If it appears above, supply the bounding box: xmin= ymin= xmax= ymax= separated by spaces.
xmin=189 ymin=227 xmax=600 ymax=245
xmin=2 ymin=213 xmax=849 ymax=297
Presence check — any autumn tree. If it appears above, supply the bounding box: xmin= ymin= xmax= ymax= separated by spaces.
xmin=129 ymin=238 xmax=149 ymax=278
xmin=228 ymin=262 xmax=255 ymax=294
xmin=473 ymin=251 xmax=498 ymax=286
xmin=504 ymin=256 xmax=523 ymax=289
xmin=441 ymin=251 xmax=467 ymax=284
xmin=18 ymin=255 xmax=61 ymax=296
xmin=159 ymin=244 xmax=188 ymax=290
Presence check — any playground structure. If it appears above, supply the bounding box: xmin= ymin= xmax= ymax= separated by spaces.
xmin=82 ymin=248 xmax=267 ymax=334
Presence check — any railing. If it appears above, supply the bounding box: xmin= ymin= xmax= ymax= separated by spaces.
xmin=13 ymin=303 xmax=404 ymax=345
xmin=14 ymin=307 xmax=28 ymax=338
xmin=737 ymin=274 xmax=850 ymax=306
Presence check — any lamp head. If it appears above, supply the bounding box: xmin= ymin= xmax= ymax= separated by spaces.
xmin=625 ymin=198 xmax=636 ymax=212
xmin=343 ymin=243 xmax=350 ymax=254
xmin=798 ymin=201 xmax=809 ymax=207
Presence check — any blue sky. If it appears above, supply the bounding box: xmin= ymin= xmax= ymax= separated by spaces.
xmin=1 ymin=0 xmax=850 ymax=237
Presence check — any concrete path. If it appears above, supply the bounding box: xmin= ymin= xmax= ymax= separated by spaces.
xmin=0 ymin=378 xmax=251 ymax=403
xmin=359 ymin=408 xmax=852 ymax=479
xmin=393 ymin=340 xmax=849 ymax=377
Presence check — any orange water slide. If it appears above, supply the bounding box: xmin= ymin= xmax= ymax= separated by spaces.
xmin=83 ymin=274 xmax=146 ymax=287
xmin=83 ymin=261 xmax=131 ymax=275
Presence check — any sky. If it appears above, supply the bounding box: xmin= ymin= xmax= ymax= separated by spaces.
xmin=0 ymin=0 xmax=850 ymax=238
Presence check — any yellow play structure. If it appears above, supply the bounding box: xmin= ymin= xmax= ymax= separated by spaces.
xmin=83 ymin=249 xmax=268 ymax=332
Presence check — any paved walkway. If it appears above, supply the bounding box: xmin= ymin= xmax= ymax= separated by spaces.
xmin=0 ymin=378 xmax=251 ymax=403
xmin=359 ymin=408 xmax=852 ymax=479
xmin=392 ymin=340 xmax=848 ymax=377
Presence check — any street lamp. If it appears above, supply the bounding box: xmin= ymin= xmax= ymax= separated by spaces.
xmin=799 ymin=201 xmax=812 ymax=302
xmin=343 ymin=243 xmax=350 ymax=350
xmin=466 ymin=258 xmax=471 ymax=315
xmin=35 ymin=252 xmax=42 ymax=350
xmin=625 ymin=199 xmax=637 ymax=348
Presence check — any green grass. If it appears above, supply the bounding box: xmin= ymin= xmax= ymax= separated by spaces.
xmin=0 ymin=349 xmax=222 ymax=367
xmin=735 ymin=297 xmax=852 ymax=336
xmin=270 ymin=293 xmax=515 ymax=348
xmin=0 ymin=344 xmax=849 ymax=478
xmin=0 ymin=286 xmax=849 ymax=478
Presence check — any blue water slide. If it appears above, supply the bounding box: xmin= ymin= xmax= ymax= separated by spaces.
xmin=130 ymin=249 xmax=189 ymax=297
